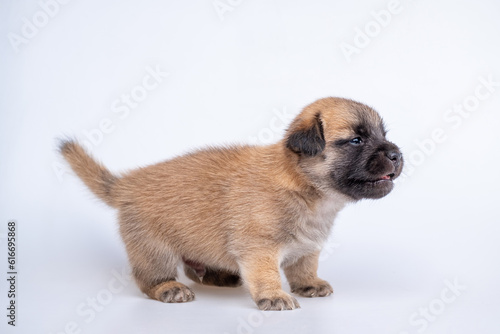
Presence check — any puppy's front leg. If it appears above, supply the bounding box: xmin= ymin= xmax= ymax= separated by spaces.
xmin=240 ymin=250 xmax=300 ymax=311
xmin=284 ymin=251 xmax=333 ymax=298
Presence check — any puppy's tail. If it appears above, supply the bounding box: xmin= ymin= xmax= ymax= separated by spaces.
xmin=59 ymin=140 xmax=118 ymax=208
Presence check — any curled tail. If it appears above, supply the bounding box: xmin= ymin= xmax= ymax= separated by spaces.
xmin=59 ymin=140 xmax=118 ymax=208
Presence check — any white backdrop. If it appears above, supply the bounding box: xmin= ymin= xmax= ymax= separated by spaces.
xmin=1 ymin=0 xmax=499 ymax=333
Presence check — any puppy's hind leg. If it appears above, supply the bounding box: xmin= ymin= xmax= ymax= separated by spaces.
xmin=119 ymin=213 xmax=195 ymax=304
xmin=128 ymin=242 xmax=195 ymax=303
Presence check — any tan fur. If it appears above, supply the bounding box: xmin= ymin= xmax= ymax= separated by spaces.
xmin=60 ymin=97 xmax=393 ymax=311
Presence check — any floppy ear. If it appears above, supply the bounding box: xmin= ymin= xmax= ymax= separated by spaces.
xmin=286 ymin=113 xmax=325 ymax=156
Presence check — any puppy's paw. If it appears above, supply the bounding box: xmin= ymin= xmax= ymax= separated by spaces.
xmin=153 ymin=281 xmax=195 ymax=303
xmin=290 ymin=280 xmax=333 ymax=298
xmin=256 ymin=291 xmax=300 ymax=311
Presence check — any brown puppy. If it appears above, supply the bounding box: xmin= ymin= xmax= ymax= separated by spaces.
xmin=60 ymin=97 xmax=403 ymax=311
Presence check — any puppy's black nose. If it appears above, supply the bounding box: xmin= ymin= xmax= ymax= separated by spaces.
xmin=386 ymin=150 xmax=402 ymax=164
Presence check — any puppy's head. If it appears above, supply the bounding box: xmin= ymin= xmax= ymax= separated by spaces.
xmin=285 ymin=97 xmax=403 ymax=200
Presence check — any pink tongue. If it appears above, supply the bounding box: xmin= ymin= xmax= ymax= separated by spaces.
xmin=381 ymin=175 xmax=391 ymax=180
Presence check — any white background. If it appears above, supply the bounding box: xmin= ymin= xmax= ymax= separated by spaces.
xmin=1 ymin=0 xmax=500 ymax=333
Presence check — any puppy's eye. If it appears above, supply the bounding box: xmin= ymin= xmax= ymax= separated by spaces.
xmin=350 ymin=137 xmax=362 ymax=145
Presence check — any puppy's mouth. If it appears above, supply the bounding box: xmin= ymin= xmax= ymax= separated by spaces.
xmin=366 ymin=173 xmax=395 ymax=184
xmin=340 ymin=172 xmax=397 ymax=200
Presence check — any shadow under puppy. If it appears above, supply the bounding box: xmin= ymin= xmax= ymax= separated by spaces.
xmin=60 ymin=97 xmax=403 ymax=311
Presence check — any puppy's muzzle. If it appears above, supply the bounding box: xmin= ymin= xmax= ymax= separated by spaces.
xmin=383 ymin=145 xmax=403 ymax=179
xmin=386 ymin=150 xmax=402 ymax=168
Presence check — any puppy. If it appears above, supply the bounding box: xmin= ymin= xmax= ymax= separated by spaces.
xmin=60 ymin=97 xmax=403 ymax=311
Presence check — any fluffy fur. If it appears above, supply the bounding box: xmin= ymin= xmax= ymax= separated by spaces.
xmin=60 ymin=97 xmax=403 ymax=310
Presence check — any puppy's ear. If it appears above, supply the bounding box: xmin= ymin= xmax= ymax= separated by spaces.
xmin=286 ymin=113 xmax=325 ymax=156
